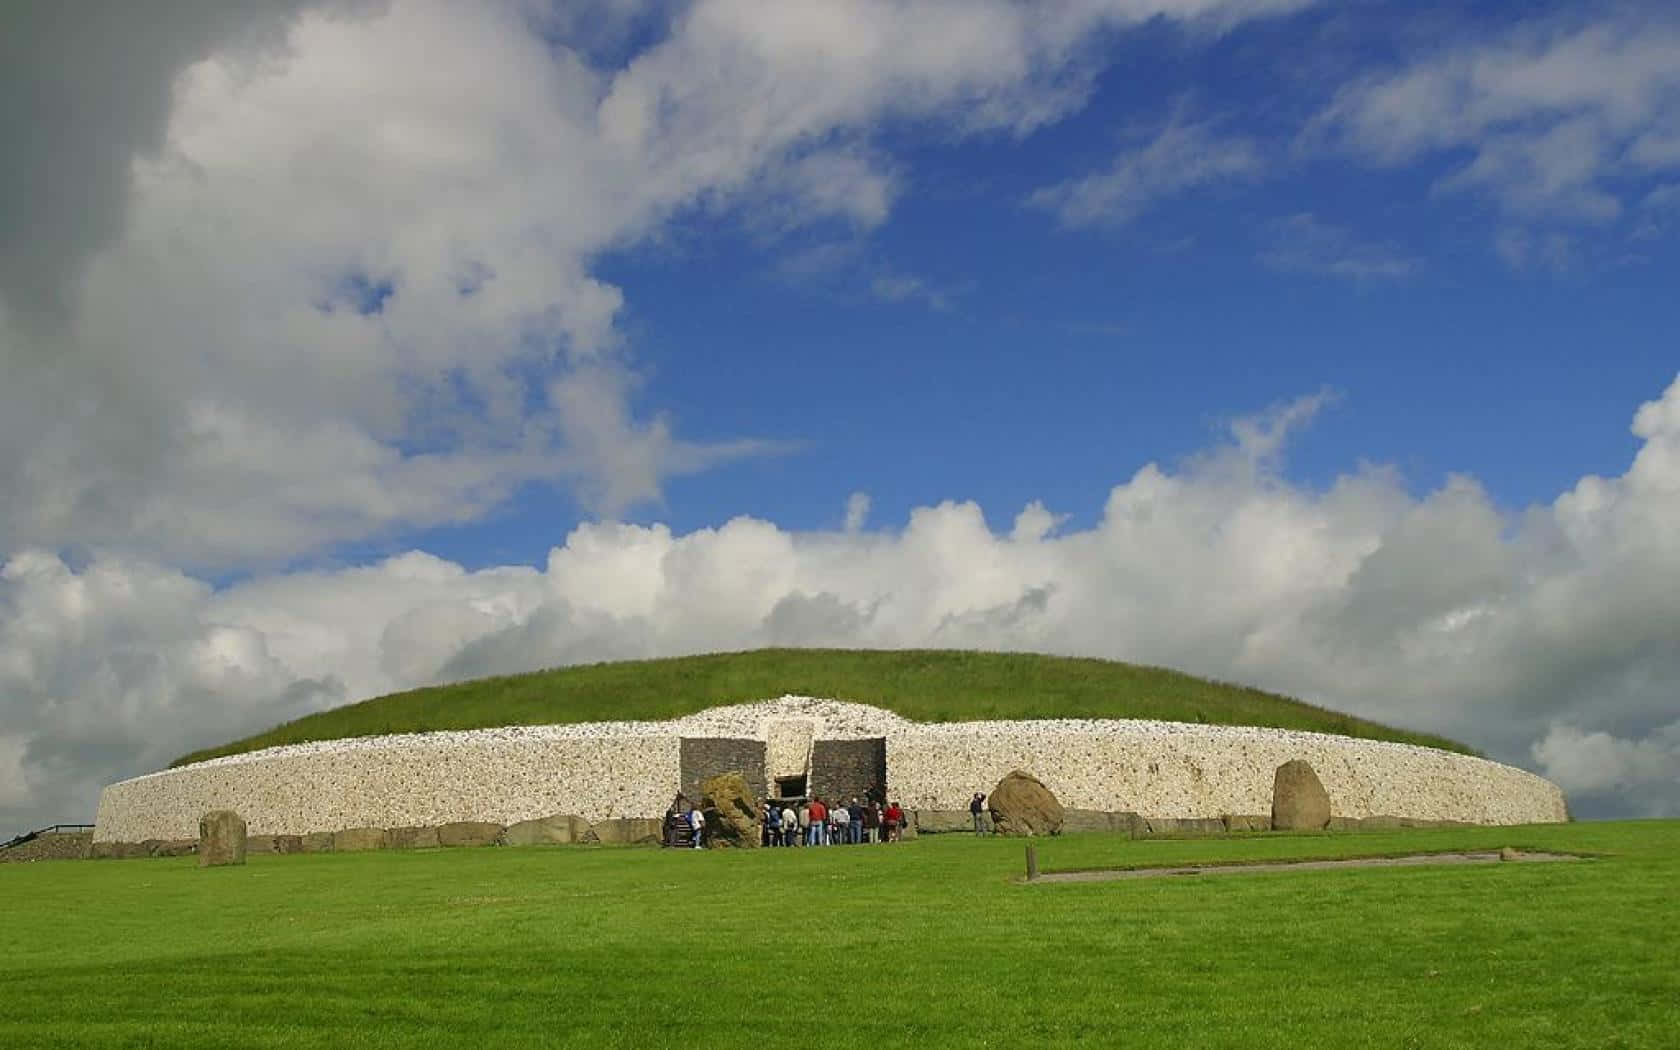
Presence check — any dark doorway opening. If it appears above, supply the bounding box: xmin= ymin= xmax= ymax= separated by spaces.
xmin=774 ymin=775 xmax=807 ymax=800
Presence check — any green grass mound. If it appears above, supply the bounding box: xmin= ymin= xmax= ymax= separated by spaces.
xmin=2 ymin=822 xmax=1675 ymax=1048
xmin=175 ymin=648 xmax=1469 ymax=767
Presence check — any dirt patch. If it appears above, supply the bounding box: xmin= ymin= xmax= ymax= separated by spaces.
xmin=1029 ymin=850 xmax=1582 ymax=883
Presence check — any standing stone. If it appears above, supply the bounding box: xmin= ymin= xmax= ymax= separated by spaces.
xmin=699 ymin=771 xmax=760 ymax=848
xmin=1272 ymin=760 xmax=1332 ymax=831
xmin=198 ymin=810 xmax=247 ymax=867
xmin=988 ymin=770 xmax=1065 ymax=837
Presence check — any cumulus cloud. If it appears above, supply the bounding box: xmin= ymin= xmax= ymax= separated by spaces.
xmin=0 ymin=0 xmax=1315 ymax=568
xmin=1533 ymin=723 xmax=1680 ymax=817
xmin=1315 ymin=12 xmax=1680 ymax=227
xmin=6 ymin=379 xmax=1680 ymax=833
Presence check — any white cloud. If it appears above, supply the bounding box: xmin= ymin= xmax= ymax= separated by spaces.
xmin=844 ymin=492 xmax=872 ymax=533
xmin=1029 ymin=118 xmax=1262 ymax=227
xmin=1260 ymin=213 xmax=1418 ymax=280
xmin=1316 ymin=13 xmax=1680 ymax=225
xmin=0 ymin=0 xmax=1314 ymax=568
xmin=1533 ymin=723 xmax=1680 ymax=816
xmin=7 ymin=377 xmax=1680 ymax=832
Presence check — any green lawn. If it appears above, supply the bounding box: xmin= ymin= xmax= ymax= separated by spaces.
xmin=4 ymin=822 xmax=1675 ymax=1048
xmin=174 ymin=648 xmax=1471 ymax=766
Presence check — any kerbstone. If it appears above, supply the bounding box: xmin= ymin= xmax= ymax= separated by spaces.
xmin=437 ymin=822 xmax=504 ymax=848
xmin=333 ymin=826 xmax=388 ymax=851
xmin=503 ymin=815 xmax=589 ymax=846
xmin=912 ymin=809 xmax=973 ymax=834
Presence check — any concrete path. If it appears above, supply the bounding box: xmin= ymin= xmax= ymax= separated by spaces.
xmin=1029 ymin=849 xmax=1581 ymax=883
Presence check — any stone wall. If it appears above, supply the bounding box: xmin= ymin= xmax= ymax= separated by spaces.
xmin=810 ymin=738 xmax=886 ymax=803
xmin=95 ymin=733 xmax=681 ymax=842
xmin=679 ymin=737 xmax=767 ymax=802
xmin=94 ymin=697 xmax=1567 ymax=843
xmin=885 ymin=722 xmax=1567 ymax=825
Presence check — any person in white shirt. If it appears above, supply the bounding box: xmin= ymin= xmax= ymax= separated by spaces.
xmin=831 ymin=804 xmax=849 ymax=845
xmin=689 ymin=805 xmax=705 ymax=849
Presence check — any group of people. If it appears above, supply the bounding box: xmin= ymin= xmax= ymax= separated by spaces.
xmin=665 ymin=785 xmax=992 ymax=849
xmin=758 ymin=795 xmax=906 ymax=847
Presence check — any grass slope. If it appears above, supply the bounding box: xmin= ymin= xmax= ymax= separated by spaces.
xmin=174 ymin=648 xmax=1469 ymax=767
xmin=2 ymin=822 xmax=1675 ymax=1048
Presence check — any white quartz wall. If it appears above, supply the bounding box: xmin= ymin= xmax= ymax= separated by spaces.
xmin=886 ymin=721 xmax=1567 ymax=825
xmin=94 ymin=698 xmax=1568 ymax=841
xmin=94 ymin=733 xmax=681 ymax=841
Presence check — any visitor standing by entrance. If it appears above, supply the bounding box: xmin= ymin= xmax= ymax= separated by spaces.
xmin=780 ymin=804 xmax=797 ymax=846
xmin=848 ymin=798 xmax=864 ymax=844
xmin=807 ymin=797 xmax=827 ymax=845
xmin=689 ymin=806 xmax=705 ymax=849
xmin=797 ymin=801 xmax=811 ymax=846
xmin=971 ymin=792 xmax=987 ymax=836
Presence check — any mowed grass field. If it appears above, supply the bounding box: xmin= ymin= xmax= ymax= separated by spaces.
xmin=174 ymin=648 xmax=1471 ymax=766
xmin=4 ymin=822 xmax=1675 ymax=1049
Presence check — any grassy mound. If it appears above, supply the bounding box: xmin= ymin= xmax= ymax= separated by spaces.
xmin=2 ymin=822 xmax=1675 ymax=1048
xmin=174 ymin=648 xmax=1470 ymax=767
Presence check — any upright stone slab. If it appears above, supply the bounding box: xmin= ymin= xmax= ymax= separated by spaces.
xmin=988 ymin=770 xmax=1065 ymax=837
xmin=198 ymin=810 xmax=247 ymax=867
xmin=1272 ymin=760 xmax=1332 ymax=831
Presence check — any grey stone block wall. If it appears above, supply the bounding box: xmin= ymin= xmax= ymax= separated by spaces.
xmin=810 ymin=737 xmax=886 ymax=803
xmin=680 ymin=737 xmax=767 ymax=802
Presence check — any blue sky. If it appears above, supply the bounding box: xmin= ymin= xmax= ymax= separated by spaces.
xmin=3 ymin=0 xmax=1679 ymax=830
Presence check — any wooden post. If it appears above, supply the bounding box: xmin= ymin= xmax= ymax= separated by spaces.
xmin=1026 ymin=843 xmax=1038 ymax=881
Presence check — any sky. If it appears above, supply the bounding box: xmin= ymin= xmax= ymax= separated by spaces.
xmin=2 ymin=0 xmax=1678 ymax=836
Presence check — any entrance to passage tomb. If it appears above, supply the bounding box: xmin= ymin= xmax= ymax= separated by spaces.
xmin=774 ymin=775 xmax=808 ymax=800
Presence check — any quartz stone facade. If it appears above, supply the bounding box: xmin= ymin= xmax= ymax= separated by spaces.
xmin=93 ymin=697 xmax=1566 ymax=843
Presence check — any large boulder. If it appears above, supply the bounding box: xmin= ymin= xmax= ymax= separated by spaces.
xmin=198 ymin=810 xmax=247 ymax=867
xmin=333 ymin=827 xmax=388 ymax=852
xmin=503 ymin=815 xmax=590 ymax=846
xmin=1272 ymin=760 xmax=1332 ymax=831
xmin=437 ymin=821 xmax=504 ymax=848
xmin=300 ymin=832 xmax=335 ymax=853
xmin=698 ymin=772 xmax=760 ymax=848
xmin=988 ymin=770 xmax=1065 ymax=837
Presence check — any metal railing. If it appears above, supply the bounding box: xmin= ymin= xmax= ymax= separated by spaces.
xmin=0 ymin=824 xmax=95 ymax=852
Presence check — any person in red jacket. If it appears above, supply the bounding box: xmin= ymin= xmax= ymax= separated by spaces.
xmin=807 ymin=797 xmax=828 ymax=846
xmin=884 ymin=801 xmax=905 ymax=842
